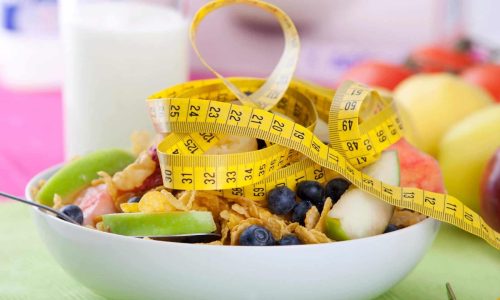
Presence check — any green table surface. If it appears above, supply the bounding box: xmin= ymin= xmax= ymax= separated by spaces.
xmin=0 ymin=202 xmax=499 ymax=300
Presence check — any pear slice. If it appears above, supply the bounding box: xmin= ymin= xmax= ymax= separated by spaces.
xmin=37 ymin=149 xmax=135 ymax=206
xmin=325 ymin=151 xmax=400 ymax=240
xmin=102 ymin=212 xmax=216 ymax=236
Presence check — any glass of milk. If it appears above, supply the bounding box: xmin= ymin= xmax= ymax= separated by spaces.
xmin=59 ymin=0 xmax=189 ymax=158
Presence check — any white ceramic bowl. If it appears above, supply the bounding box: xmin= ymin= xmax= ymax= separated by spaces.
xmin=27 ymin=165 xmax=440 ymax=300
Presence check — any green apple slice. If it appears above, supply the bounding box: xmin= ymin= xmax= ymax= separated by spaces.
xmin=102 ymin=212 xmax=217 ymax=236
xmin=325 ymin=151 xmax=400 ymax=240
xmin=37 ymin=149 xmax=135 ymax=206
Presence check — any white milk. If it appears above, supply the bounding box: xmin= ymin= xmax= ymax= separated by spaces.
xmin=61 ymin=1 xmax=188 ymax=158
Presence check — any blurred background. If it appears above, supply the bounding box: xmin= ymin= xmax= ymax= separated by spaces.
xmin=0 ymin=0 xmax=499 ymax=229
xmin=1 ymin=0 xmax=499 ymax=88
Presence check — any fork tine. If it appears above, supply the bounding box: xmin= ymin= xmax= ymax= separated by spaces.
xmin=446 ymin=282 xmax=457 ymax=300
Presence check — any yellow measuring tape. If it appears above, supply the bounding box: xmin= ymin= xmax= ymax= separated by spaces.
xmin=146 ymin=0 xmax=500 ymax=250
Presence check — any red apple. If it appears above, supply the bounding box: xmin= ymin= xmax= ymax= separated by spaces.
xmin=337 ymin=61 xmax=413 ymax=90
xmin=389 ymin=139 xmax=445 ymax=193
xmin=461 ymin=64 xmax=500 ymax=103
xmin=480 ymin=148 xmax=500 ymax=232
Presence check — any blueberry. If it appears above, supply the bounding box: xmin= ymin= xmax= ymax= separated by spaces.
xmin=256 ymin=139 xmax=267 ymax=150
xmin=60 ymin=205 xmax=84 ymax=225
xmin=296 ymin=181 xmax=325 ymax=209
xmin=325 ymin=178 xmax=350 ymax=203
xmin=239 ymin=225 xmax=275 ymax=246
xmin=278 ymin=234 xmax=302 ymax=245
xmin=291 ymin=201 xmax=313 ymax=225
xmin=127 ymin=196 xmax=141 ymax=203
xmin=267 ymin=186 xmax=296 ymax=215
xmin=314 ymin=198 xmax=326 ymax=212
xmin=384 ymin=224 xmax=399 ymax=233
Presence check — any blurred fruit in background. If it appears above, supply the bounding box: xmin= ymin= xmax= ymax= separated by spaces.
xmin=339 ymin=33 xmax=500 ymax=227
xmin=438 ymin=105 xmax=500 ymax=213
xmin=480 ymin=148 xmax=500 ymax=232
xmin=393 ymin=73 xmax=493 ymax=157
xmin=406 ymin=39 xmax=478 ymax=73
xmin=461 ymin=64 xmax=500 ymax=102
xmin=337 ymin=61 xmax=413 ymax=90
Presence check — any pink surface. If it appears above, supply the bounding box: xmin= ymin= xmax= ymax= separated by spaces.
xmin=0 ymin=85 xmax=64 ymax=198
xmin=0 ymin=73 xmax=212 ymax=200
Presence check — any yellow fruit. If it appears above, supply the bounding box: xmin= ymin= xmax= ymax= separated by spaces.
xmin=438 ymin=105 xmax=500 ymax=212
xmin=394 ymin=73 xmax=493 ymax=157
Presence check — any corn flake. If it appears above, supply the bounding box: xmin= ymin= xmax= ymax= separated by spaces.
xmin=120 ymin=202 xmax=139 ymax=213
xmin=220 ymin=221 xmax=230 ymax=244
xmin=304 ymin=206 xmax=320 ymax=230
xmin=193 ymin=192 xmax=229 ymax=221
xmin=286 ymin=222 xmax=299 ymax=233
xmin=160 ymin=190 xmax=187 ymax=211
xmin=391 ymin=208 xmax=426 ymax=227
xmin=221 ymin=210 xmax=245 ymax=230
xmin=310 ymin=229 xmax=332 ymax=243
xmin=231 ymin=197 xmax=265 ymax=219
xmin=111 ymin=151 xmax=156 ymax=191
xmin=220 ymin=210 xmax=230 ymax=220
xmin=294 ymin=226 xmax=319 ymax=244
xmin=231 ymin=204 xmax=250 ymax=218
xmin=138 ymin=191 xmax=175 ymax=213
xmin=177 ymin=191 xmax=197 ymax=210
xmin=314 ymin=197 xmax=333 ymax=232
xmin=263 ymin=216 xmax=287 ymax=240
xmin=294 ymin=225 xmax=332 ymax=244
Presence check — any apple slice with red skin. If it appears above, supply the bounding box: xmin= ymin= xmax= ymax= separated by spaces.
xmin=325 ymin=140 xmax=446 ymax=241
xmin=389 ymin=139 xmax=445 ymax=193
xmin=325 ymin=151 xmax=400 ymax=240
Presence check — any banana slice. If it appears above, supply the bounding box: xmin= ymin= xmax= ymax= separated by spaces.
xmin=204 ymin=135 xmax=257 ymax=154
xmin=204 ymin=100 xmax=258 ymax=155
xmin=313 ymin=119 xmax=329 ymax=143
xmin=204 ymin=101 xmax=312 ymax=155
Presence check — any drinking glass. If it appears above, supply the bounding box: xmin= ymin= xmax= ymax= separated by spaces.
xmin=59 ymin=0 xmax=189 ymax=157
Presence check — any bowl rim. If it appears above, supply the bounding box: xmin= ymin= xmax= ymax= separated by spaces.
xmin=26 ymin=162 xmax=440 ymax=250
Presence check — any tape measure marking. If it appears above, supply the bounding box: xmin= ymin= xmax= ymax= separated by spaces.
xmin=145 ymin=0 xmax=499 ymax=249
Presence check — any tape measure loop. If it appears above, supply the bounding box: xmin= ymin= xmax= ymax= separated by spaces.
xmin=189 ymin=0 xmax=300 ymax=110
xmin=144 ymin=0 xmax=500 ymax=250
